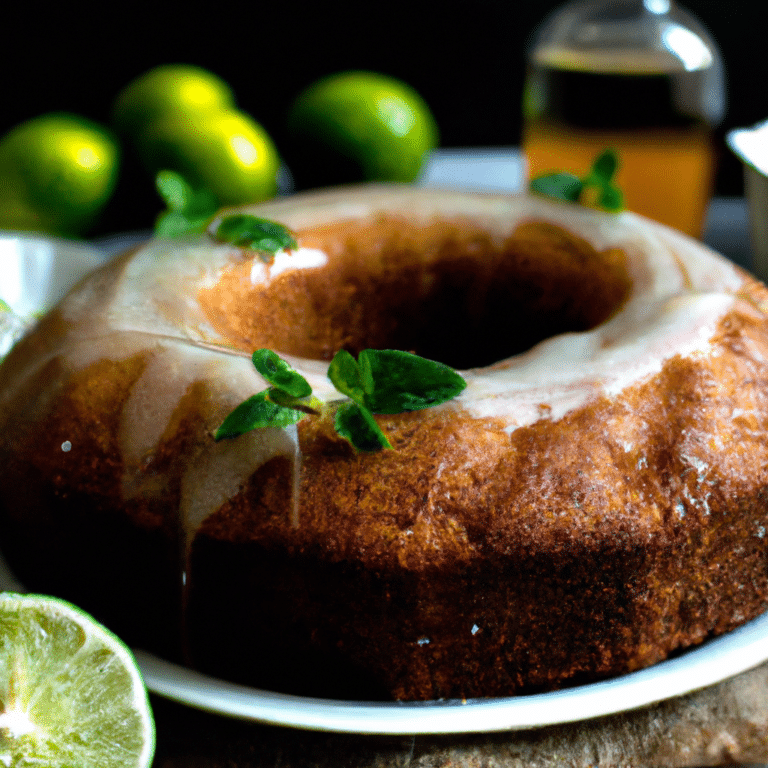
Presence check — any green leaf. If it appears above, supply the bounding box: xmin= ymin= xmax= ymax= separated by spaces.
xmin=334 ymin=401 xmax=392 ymax=452
xmin=266 ymin=387 xmax=321 ymax=415
xmin=216 ymin=349 xmax=465 ymax=452
xmin=597 ymin=184 xmax=624 ymax=213
xmin=587 ymin=148 xmax=619 ymax=185
xmin=327 ymin=349 xmax=365 ymax=402
xmin=215 ymin=390 xmax=306 ymax=440
xmin=154 ymin=170 xmax=219 ymax=236
xmin=154 ymin=210 xmax=213 ymax=237
xmin=583 ymin=149 xmax=624 ymax=213
xmin=156 ymin=169 xmax=192 ymax=212
xmin=357 ymin=349 xmax=467 ymax=414
xmin=252 ymin=349 xmax=311 ymax=398
xmin=529 ymin=149 xmax=624 ymax=213
xmin=0 ymin=298 xmax=11 ymax=312
xmin=214 ymin=214 xmax=297 ymax=259
xmin=529 ymin=172 xmax=583 ymax=203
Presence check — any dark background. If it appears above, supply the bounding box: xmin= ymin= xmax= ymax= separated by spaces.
xmin=1 ymin=1 xmax=762 ymax=222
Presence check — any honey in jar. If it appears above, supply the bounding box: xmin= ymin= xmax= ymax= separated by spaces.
xmin=522 ymin=2 xmax=725 ymax=238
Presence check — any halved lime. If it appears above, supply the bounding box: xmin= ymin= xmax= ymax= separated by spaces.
xmin=0 ymin=592 xmax=155 ymax=768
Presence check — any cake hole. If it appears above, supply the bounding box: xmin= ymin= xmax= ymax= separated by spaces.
xmin=200 ymin=215 xmax=632 ymax=370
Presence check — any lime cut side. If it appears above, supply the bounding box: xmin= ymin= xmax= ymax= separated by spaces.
xmin=0 ymin=592 xmax=155 ymax=768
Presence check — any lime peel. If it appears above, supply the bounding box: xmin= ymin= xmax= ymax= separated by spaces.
xmin=0 ymin=113 xmax=120 ymax=237
xmin=0 ymin=592 xmax=155 ymax=768
xmin=287 ymin=70 xmax=439 ymax=186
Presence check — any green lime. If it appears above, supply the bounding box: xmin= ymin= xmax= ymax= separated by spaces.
xmin=136 ymin=108 xmax=280 ymax=206
xmin=287 ymin=70 xmax=439 ymax=187
xmin=112 ymin=64 xmax=236 ymax=138
xmin=0 ymin=113 xmax=120 ymax=237
xmin=0 ymin=592 xmax=155 ymax=768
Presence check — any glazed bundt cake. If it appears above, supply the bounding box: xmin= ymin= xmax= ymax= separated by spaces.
xmin=1 ymin=185 xmax=767 ymax=700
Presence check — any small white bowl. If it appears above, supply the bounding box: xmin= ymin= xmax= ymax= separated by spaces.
xmin=0 ymin=232 xmax=106 ymax=356
xmin=727 ymin=120 xmax=768 ymax=282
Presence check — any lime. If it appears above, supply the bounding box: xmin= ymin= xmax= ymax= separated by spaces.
xmin=112 ymin=63 xmax=236 ymax=138
xmin=286 ymin=70 xmax=439 ymax=187
xmin=136 ymin=108 xmax=280 ymax=206
xmin=0 ymin=592 xmax=155 ymax=768
xmin=0 ymin=113 xmax=120 ymax=237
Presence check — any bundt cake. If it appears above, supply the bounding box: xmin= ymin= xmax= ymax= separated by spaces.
xmin=1 ymin=185 xmax=767 ymax=701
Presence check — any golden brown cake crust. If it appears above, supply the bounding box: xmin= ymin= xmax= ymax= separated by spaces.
xmin=189 ymin=279 xmax=768 ymax=699
xmin=1 ymin=185 xmax=767 ymax=700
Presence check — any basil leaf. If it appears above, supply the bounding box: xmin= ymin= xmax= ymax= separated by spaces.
xmin=252 ymin=349 xmax=311 ymax=398
xmin=215 ymin=214 xmax=297 ymax=256
xmin=327 ymin=349 xmax=365 ymax=402
xmin=529 ymin=172 xmax=583 ymax=203
xmin=334 ymin=401 xmax=392 ymax=452
xmin=358 ymin=349 xmax=467 ymax=414
xmin=215 ymin=390 xmax=306 ymax=440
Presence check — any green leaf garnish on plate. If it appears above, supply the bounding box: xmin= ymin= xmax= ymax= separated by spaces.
xmin=529 ymin=149 xmax=624 ymax=212
xmin=215 ymin=348 xmax=466 ymax=452
xmin=213 ymin=214 xmax=297 ymax=262
xmin=154 ymin=170 xmax=219 ymax=236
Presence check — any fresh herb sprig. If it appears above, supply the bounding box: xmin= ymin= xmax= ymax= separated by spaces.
xmin=529 ymin=149 xmax=624 ymax=212
xmin=153 ymin=177 xmax=298 ymax=262
xmin=154 ymin=170 xmax=219 ymax=236
xmin=215 ymin=348 xmax=467 ymax=452
xmin=212 ymin=214 xmax=297 ymax=263
xmin=215 ymin=350 xmax=319 ymax=440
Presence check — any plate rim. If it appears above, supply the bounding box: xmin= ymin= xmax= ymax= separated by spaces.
xmin=129 ymin=611 xmax=768 ymax=734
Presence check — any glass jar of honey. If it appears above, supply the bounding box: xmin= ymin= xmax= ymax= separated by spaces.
xmin=522 ymin=0 xmax=725 ymax=237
